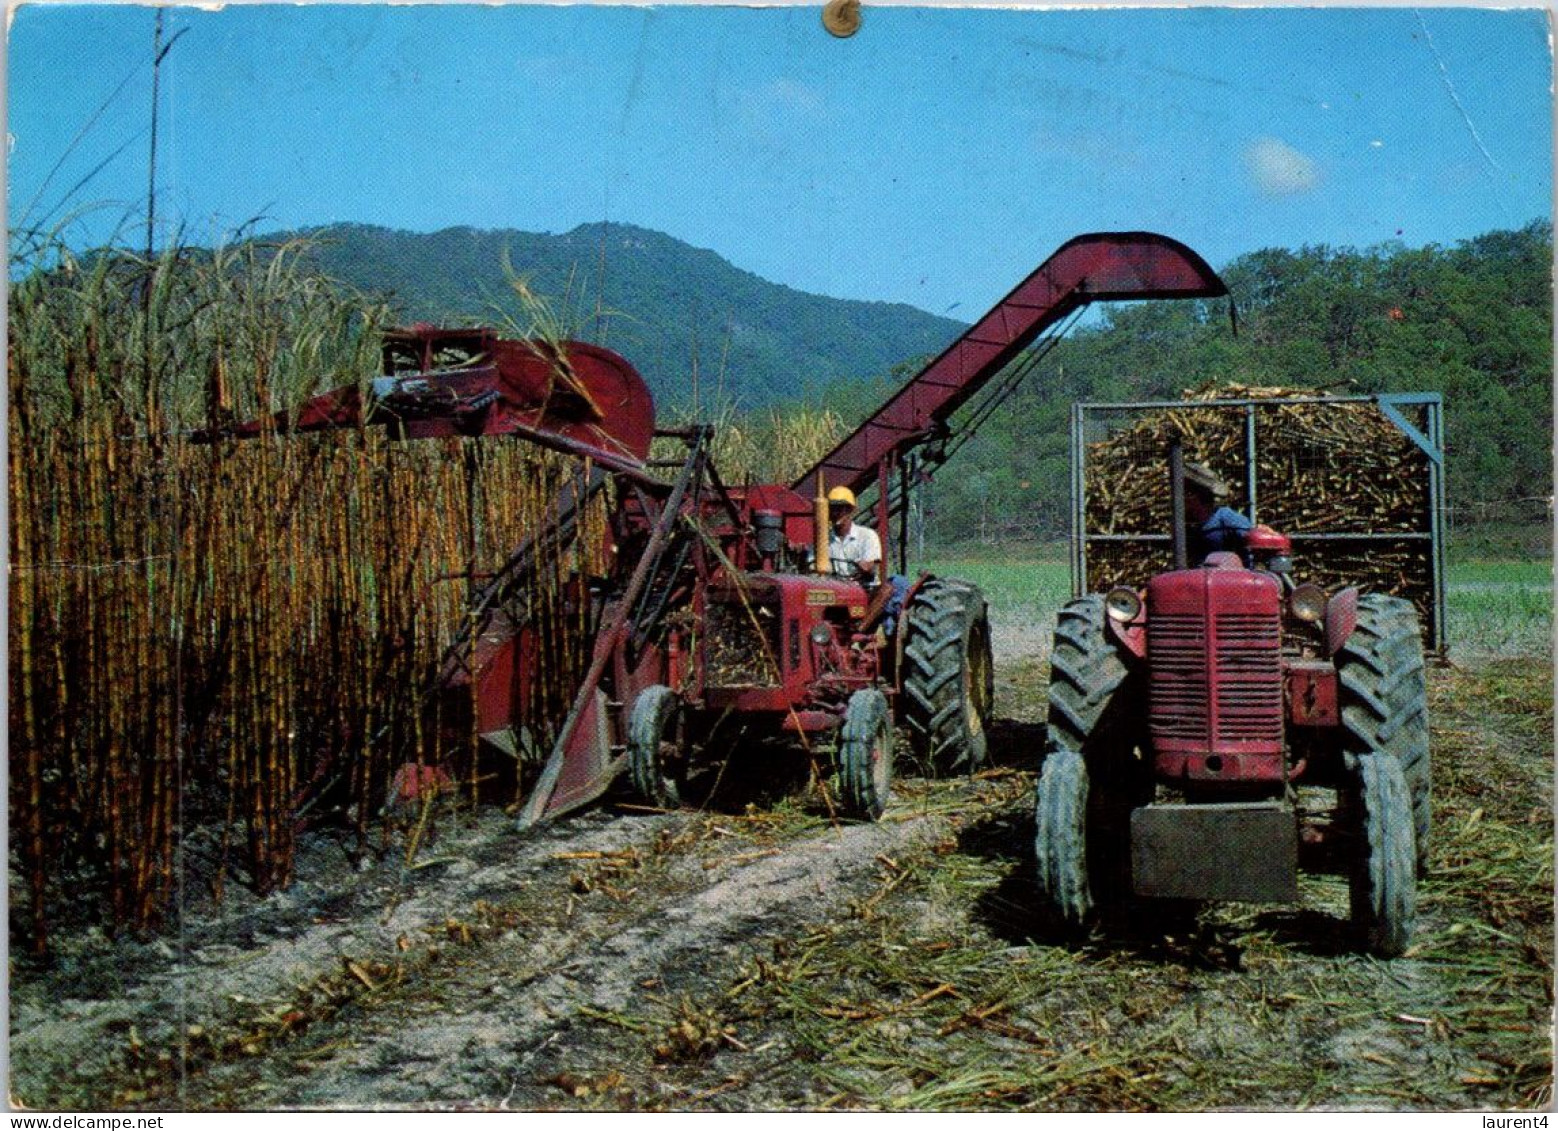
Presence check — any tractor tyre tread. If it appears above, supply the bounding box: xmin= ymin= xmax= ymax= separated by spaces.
xmin=1338 ymin=593 xmax=1431 ymax=872
xmin=1046 ymin=596 xmax=1130 ymax=756
xmin=1349 ymin=752 xmax=1418 ymax=957
xmin=901 ymin=579 xmax=994 ymax=775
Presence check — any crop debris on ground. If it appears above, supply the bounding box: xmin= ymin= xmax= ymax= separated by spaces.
xmin=9 ymin=649 xmax=1550 ymax=1112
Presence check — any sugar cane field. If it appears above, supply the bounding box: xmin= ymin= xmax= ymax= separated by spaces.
xmin=7 ymin=233 xmax=1552 ymax=1113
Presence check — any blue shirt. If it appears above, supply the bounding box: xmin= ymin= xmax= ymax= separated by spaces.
xmin=1198 ymin=506 xmax=1254 ymax=560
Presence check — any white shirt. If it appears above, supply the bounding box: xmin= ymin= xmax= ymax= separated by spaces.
xmin=829 ymin=522 xmax=882 ymax=577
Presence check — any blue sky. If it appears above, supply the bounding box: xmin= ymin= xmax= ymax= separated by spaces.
xmin=8 ymin=4 xmax=1552 ymax=315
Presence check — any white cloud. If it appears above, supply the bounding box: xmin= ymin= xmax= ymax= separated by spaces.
xmin=765 ymin=79 xmax=823 ymax=114
xmin=1243 ymin=136 xmax=1320 ymax=196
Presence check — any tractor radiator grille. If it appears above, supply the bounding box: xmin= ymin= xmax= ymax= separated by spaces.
xmin=1148 ymin=614 xmax=1209 ymax=740
xmin=1150 ymin=610 xmax=1283 ymax=746
xmin=705 ymin=599 xmax=781 ymax=687
xmin=1213 ymin=613 xmax=1284 ymax=741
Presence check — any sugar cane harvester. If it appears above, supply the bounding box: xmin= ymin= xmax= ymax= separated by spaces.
xmin=214 ymin=234 xmax=1230 ymax=829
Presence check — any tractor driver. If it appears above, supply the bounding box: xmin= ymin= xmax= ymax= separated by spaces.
xmin=1183 ymin=463 xmax=1254 ymax=563
xmin=828 ymin=486 xmax=914 ymax=635
xmin=826 ymin=486 xmax=882 ymax=583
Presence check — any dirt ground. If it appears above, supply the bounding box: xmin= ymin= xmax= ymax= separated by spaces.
xmin=8 ymin=650 xmax=1552 ymax=1112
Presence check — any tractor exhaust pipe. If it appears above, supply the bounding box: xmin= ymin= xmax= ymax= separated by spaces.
xmin=1170 ymin=440 xmax=1188 ymax=570
xmin=814 ymin=475 xmax=832 ymax=576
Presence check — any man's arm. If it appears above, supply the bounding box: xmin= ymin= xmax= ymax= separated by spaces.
xmin=855 ymin=526 xmax=883 ymax=581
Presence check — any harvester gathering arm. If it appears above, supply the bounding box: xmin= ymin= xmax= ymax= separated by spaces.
xmin=206 ymin=329 xmax=659 ymax=475
xmin=516 ymin=427 xmax=716 ymax=827
xmin=790 ymin=232 xmax=1228 ymax=504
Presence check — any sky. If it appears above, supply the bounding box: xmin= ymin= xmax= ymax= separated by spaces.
xmin=6 ymin=3 xmax=1553 ymax=316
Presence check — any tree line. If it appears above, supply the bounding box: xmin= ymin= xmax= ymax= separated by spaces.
xmin=884 ymin=221 xmax=1551 ymax=546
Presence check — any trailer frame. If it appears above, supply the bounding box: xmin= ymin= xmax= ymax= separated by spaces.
xmin=1069 ymin=392 xmax=1447 ymax=652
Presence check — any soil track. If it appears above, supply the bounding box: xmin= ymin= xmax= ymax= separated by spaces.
xmin=9 ymin=655 xmax=1552 ymax=1111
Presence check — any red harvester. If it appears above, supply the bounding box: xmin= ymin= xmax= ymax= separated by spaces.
xmin=221 ymin=233 xmax=1229 ymax=828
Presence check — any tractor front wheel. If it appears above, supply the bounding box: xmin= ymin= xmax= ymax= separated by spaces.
xmin=627 ymin=685 xmax=687 ymax=810
xmin=1349 ymin=752 xmax=1417 ymax=957
xmin=838 ymin=688 xmax=893 ymax=820
xmin=1034 ymin=750 xmax=1092 ymax=934
xmin=901 ymin=579 xmax=994 ymax=774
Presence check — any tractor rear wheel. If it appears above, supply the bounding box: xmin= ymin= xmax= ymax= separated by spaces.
xmin=1348 ymin=752 xmax=1417 ymax=957
xmin=627 ymin=685 xmax=686 ymax=809
xmin=1046 ymin=595 xmax=1131 ymax=756
xmin=1034 ymin=750 xmax=1092 ymax=933
xmin=901 ymin=579 xmax=994 ymax=774
xmin=1338 ymin=594 xmax=1431 ymax=872
xmin=838 ymin=688 xmax=893 ymax=820
xmin=1043 ymin=595 xmax=1145 ymax=916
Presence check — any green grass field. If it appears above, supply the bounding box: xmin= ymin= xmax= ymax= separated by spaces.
xmin=924 ymin=552 xmax=1551 ymax=660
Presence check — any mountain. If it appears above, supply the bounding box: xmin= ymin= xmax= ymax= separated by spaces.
xmin=280 ymin=222 xmax=965 ymax=409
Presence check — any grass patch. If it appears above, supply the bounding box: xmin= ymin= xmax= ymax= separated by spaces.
xmin=925 ymin=558 xmax=1072 ymax=618
xmin=1445 ymin=561 xmax=1551 ymax=657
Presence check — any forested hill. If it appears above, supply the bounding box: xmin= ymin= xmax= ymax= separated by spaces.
xmin=279 ymin=219 xmax=1548 ymax=537
xmin=916 ymin=220 xmax=1552 ymax=542
xmin=284 ymin=221 xmax=965 ymax=408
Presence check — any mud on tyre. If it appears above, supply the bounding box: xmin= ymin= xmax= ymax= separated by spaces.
xmin=901 ymin=578 xmax=994 ymax=774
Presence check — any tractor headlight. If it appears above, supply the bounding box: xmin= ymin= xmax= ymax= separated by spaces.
xmin=809 ymin=623 xmax=834 ymax=647
xmin=1290 ymin=583 xmax=1327 ymax=623
xmin=1104 ymin=586 xmax=1143 ymax=623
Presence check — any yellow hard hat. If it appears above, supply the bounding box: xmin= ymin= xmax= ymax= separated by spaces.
xmin=826 ymin=486 xmax=856 ymax=508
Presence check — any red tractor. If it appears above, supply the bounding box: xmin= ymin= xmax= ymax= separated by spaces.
xmin=598 ymin=441 xmax=998 ymax=822
xmin=548 ymin=231 xmax=1229 ymax=826
xmin=1036 ymin=446 xmax=1430 ymax=955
